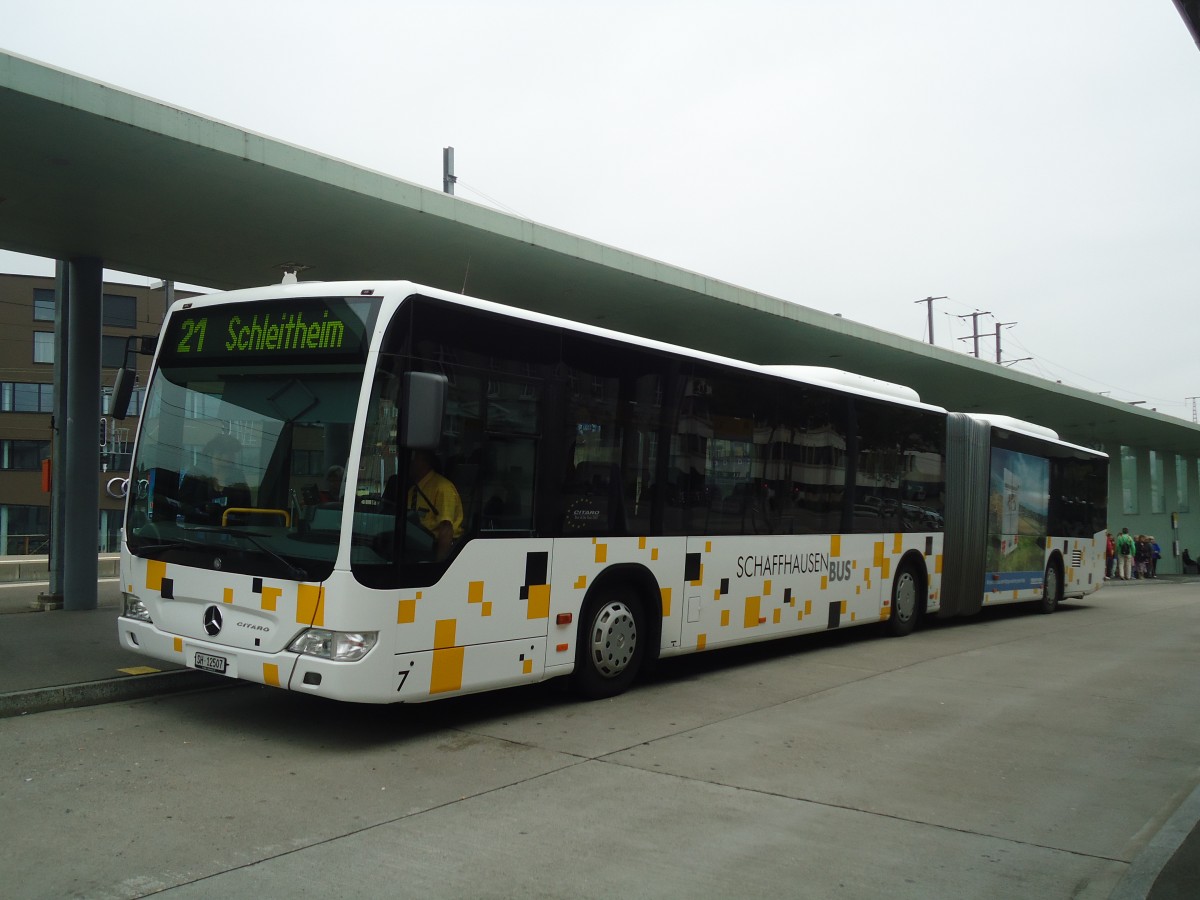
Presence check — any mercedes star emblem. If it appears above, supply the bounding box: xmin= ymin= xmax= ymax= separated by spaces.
xmin=203 ymin=605 xmax=224 ymax=636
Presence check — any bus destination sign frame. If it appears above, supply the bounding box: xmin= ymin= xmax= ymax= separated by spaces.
xmin=160 ymin=296 xmax=378 ymax=365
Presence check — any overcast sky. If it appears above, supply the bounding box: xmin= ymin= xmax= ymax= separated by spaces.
xmin=2 ymin=1 xmax=1199 ymax=419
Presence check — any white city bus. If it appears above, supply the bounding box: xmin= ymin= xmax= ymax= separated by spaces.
xmin=115 ymin=280 xmax=1105 ymax=703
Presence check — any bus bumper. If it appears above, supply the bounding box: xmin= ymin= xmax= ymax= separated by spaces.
xmin=117 ymin=616 xmax=409 ymax=703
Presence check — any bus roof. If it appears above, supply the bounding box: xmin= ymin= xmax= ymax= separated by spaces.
xmin=761 ymin=365 xmax=924 ymax=405
xmin=965 ymin=412 xmax=1108 ymax=459
xmin=171 ymin=279 xmax=948 ymax=413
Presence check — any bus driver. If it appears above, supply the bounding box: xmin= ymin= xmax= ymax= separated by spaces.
xmin=407 ymin=449 xmax=464 ymax=560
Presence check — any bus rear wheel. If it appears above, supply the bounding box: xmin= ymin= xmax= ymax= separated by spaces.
xmin=572 ymin=587 xmax=645 ymax=700
xmin=885 ymin=562 xmax=922 ymax=637
xmin=1038 ymin=560 xmax=1062 ymax=614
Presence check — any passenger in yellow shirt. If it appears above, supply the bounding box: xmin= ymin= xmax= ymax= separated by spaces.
xmin=407 ymin=449 xmax=464 ymax=560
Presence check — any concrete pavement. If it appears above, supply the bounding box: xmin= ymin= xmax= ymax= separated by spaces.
xmin=0 ymin=567 xmax=223 ymax=718
xmin=0 ymin=562 xmax=1197 ymax=898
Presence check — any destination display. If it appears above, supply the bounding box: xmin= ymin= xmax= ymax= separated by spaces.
xmin=159 ymin=296 xmax=378 ymax=365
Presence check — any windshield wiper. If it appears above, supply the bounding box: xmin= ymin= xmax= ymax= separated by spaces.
xmin=190 ymin=526 xmax=310 ymax=581
xmin=132 ymin=538 xmax=206 ymax=558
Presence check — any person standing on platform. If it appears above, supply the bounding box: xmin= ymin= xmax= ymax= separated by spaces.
xmin=1115 ymin=527 xmax=1135 ymax=580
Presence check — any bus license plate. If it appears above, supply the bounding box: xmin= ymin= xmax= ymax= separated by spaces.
xmin=194 ymin=651 xmax=228 ymax=675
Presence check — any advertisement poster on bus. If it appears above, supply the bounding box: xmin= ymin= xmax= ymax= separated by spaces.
xmin=985 ymin=448 xmax=1049 ymax=592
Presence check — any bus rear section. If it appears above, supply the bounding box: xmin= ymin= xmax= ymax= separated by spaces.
xmin=940 ymin=413 xmax=1108 ymax=617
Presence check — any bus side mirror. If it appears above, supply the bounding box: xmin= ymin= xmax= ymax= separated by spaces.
xmin=110 ymin=366 xmax=136 ymax=421
xmin=399 ymin=372 xmax=447 ymax=449
xmin=110 ymin=335 xmax=158 ymax=421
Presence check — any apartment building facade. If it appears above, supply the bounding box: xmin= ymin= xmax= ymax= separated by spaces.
xmin=0 ymin=272 xmax=186 ymax=555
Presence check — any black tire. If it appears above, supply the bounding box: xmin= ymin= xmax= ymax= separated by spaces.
xmin=571 ymin=586 xmax=645 ymax=700
xmin=1037 ymin=560 xmax=1062 ymax=614
xmin=885 ymin=561 xmax=922 ymax=637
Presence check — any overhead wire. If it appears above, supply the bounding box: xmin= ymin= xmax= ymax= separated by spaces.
xmin=926 ymin=305 xmax=1188 ymax=415
xmin=454 ymin=180 xmax=528 ymax=219
xmin=1003 ymin=331 xmax=1187 ymax=411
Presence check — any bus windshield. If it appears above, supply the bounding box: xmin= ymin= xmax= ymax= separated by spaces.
xmin=124 ymin=292 xmax=372 ymax=580
xmin=125 ymin=361 xmax=366 ymax=581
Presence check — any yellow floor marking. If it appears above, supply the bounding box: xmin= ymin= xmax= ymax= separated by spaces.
xmin=117 ymin=666 xmax=161 ymax=676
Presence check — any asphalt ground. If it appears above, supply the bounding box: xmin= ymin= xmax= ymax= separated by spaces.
xmin=0 ymin=571 xmax=1197 ymax=898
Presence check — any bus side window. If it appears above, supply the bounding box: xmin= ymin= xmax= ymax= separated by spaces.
xmin=480 ymin=438 xmax=535 ymax=532
xmin=561 ymin=461 xmax=624 ymax=535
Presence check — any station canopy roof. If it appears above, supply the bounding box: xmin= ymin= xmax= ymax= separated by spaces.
xmin=3 ymin=49 xmax=1198 ymax=454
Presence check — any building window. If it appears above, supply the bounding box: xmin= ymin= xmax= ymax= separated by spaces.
xmin=1121 ymin=446 xmax=1138 ymax=515
xmin=100 ymin=508 xmax=123 ymax=553
xmin=32 ymin=290 xmax=137 ymax=326
xmin=102 ymin=293 xmax=137 ymax=328
xmin=101 ymin=335 xmax=127 ymax=368
xmin=1 ymin=382 xmax=54 ymax=413
xmin=33 ymin=288 xmax=55 ymax=321
xmin=33 ymin=332 xmax=54 ymax=364
xmin=1 ymin=440 xmax=50 ymax=470
xmin=1 ymin=504 xmax=50 ymax=555
xmin=1196 ymin=459 xmax=1200 ymax=514
xmin=1176 ymin=455 xmax=1189 ymax=514
xmin=1150 ymin=450 xmax=1165 ymax=514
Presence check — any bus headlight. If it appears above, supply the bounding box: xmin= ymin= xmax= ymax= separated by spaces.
xmin=288 ymin=629 xmax=378 ymax=662
xmin=123 ymin=593 xmax=153 ymax=623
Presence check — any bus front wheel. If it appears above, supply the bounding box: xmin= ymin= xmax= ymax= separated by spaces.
xmin=572 ymin=587 xmax=645 ymax=700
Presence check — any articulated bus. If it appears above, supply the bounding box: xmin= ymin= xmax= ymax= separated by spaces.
xmin=115 ymin=280 xmax=1107 ymax=703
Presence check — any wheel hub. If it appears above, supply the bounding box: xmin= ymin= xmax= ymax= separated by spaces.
xmin=590 ymin=601 xmax=638 ymax=678
xmin=894 ymin=573 xmax=917 ymax=622
xmin=1045 ymin=568 xmax=1059 ymax=599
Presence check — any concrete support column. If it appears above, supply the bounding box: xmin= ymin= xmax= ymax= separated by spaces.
xmin=63 ymin=257 xmax=102 ymax=611
xmin=41 ymin=261 xmax=71 ymax=608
